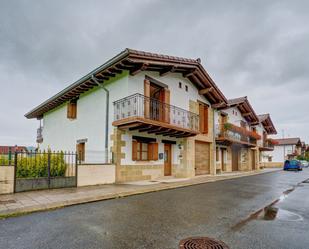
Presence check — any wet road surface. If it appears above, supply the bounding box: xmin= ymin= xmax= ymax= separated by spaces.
xmin=1 ymin=169 xmax=309 ymax=249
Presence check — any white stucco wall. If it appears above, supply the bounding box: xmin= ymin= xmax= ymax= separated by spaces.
xmin=40 ymin=70 xmax=212 ymax=165
xmin=270 ymin=145 xmax=295 ymax=162
xmin=41 ymin=71 xmax=130 ymax=163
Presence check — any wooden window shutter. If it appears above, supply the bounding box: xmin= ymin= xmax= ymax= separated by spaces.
xmin=67 ymin=102 xmax=77 ymax=119
xmin=199 ymin=104 xmax=205 ymax=133
xmin=148 ymin=143 xmax=153 ymax=160
xmin=144 ymin=79 xmax=150 ymax=118
xmin=163 ymin=89 xmax=170 ymax=123
xmin=67 ymin=103 xmax=72 ymax=118
xmin=147 ymin=143 xmax=158 ymax=161
xmin=132 ymin=140 xmax=138 ymax=161
xmin=152 ymin=143 xmax=158 ymax=160
xmin=204 ymin=105 xmax=208 ymax=134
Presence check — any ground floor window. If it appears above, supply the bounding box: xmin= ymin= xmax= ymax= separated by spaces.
xmin=132 ymin=140 xmax=158 ymax=161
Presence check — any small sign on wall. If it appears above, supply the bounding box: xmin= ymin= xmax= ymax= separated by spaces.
xmin=77 ymin=138 xmax=88 ymax=144
xmin=159 ymin=153 xmax=164 ymax=160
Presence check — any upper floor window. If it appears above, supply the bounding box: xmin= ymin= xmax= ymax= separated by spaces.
xmin=179 ymin=82 xmax=182 ymax=88
xmin=185 ymin=85 xmax=188 ymax=92
xmin=67 ymin=100 xmax=77 ymax=119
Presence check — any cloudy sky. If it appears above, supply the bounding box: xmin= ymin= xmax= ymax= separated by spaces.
xmin=0 ymin=0 xmax=308 ymax=145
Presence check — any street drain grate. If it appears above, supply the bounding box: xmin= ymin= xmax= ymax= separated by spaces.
xmin=179 ymin=237 xmax=229 ymax=249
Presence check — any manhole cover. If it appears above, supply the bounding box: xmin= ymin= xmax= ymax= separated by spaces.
xmin=179 ymin=237 xmax=229 ymax=249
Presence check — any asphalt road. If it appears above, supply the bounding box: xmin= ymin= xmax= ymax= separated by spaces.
xmin=1 ymin=169 xmax=309 ymax=249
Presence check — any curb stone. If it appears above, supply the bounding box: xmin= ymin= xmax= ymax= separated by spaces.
xmin=0 ymin=169 xmax=281 ymax=219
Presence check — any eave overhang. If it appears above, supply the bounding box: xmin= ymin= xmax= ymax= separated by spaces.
xmin=258 ymin=114 xmax=277 ymax=135
xmin=217 ymin=96 xmax=259 ymax=125
xmin=25 ymin=48 xmax=227 ymax=119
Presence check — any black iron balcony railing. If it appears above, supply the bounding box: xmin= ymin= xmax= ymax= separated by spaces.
xmin=113 ymin=93 xmax=199 ymax=132
xmin=262 ymin=140 xmax=274 ymax=149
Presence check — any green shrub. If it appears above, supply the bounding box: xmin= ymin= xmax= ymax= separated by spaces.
xmin=15 ymin=152 xmax=68 ymax=178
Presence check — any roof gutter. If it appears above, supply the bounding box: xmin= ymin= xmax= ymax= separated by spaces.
xmin=91 ymin=75 xmax=109 ymax=163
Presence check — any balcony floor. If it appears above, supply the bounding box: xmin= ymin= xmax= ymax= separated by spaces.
xmin=216 ymin=136 xmax=257 ymax=147
xmin=113 ymin=117 xmax=199 ymax=138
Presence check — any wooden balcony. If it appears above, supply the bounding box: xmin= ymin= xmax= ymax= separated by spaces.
xmin=215 ymin=123 xmax=260 ymax=147
xmin=112 ymin=93 xmax=199 ymax=138
xmin=259 ymin=139 xmax=275 ymax=151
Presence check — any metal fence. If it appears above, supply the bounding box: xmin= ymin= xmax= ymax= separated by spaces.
xmin=11 ymin=151 xmax=78 ymax=192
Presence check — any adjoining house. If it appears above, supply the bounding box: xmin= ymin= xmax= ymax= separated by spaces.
xmin=256 ymin=114 xmax=277 ymax=164
xmin=214 ymin=97 xmax=262 ymax=173
xmin=0 ymin=146 xmax=28 ymax=154
xmin=269 ymin=137 xmax=302 ymax=163
xmin=25 ymin=48 xmax=229 ymax=182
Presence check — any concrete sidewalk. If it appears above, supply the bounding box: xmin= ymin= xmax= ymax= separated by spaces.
xmin=0 ymin=168 xmax=280 ymax=218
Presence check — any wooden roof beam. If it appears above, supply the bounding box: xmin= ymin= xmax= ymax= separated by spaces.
xmin=199 ymin=87 xmax=213 ymax=95
xmin=159 ymin=66 xmax=177 ymax=77
xmin=130 ymin=63 xmax=149 ymax=76
xmin=183 ymin=69 xmax=197 ymax=78
xmin=212 ymin=101 xmax=226 ymax=109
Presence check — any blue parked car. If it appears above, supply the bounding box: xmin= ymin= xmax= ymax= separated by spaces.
xmin=283 ymin=160 xmax=302 ymax=171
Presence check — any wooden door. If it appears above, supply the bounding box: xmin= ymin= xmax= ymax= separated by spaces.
xmin=164 ymin=144 xmax=172 ymax=176
xmin=195 ymin=141 xmax=210 ymax=175
xmin=76 ymin=143 xmax=85 ymax=162
xmin=251 ymin=150 xmax=256 ymax=170
xmin=232 ymin=146 xmax=239 ymax=171
xmin=221 ymin=148 xmax=226 ymax=171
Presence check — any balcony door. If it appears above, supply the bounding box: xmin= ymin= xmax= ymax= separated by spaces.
xmin=150 ymin=83 xmax=165 ymax=121
xmin=144 ymin=78 xmax=170 ymax=123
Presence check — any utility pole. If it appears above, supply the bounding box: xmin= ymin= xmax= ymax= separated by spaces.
xmin=282 ymin=130 xmax=285 ymax=160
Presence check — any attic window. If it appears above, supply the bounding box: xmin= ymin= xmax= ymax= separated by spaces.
xmin=185 ymin=85 xmax=188 ymax=92
xmin=179 ymin=82 xmax=182 ymax=88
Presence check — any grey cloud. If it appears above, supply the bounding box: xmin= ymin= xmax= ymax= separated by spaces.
xmin=0 ymin=0 xmax=308 ymax=144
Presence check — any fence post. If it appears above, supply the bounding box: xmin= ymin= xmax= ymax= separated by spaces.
xmin=47 ymin=151 xmax=51 ymax=188
xmin=13 ymin=152 xmax=17 ymax=193
xmin=8 ymin=147 xmax=12 ymax=166
xmin=75 ymin=152 xmax=78 ymax=187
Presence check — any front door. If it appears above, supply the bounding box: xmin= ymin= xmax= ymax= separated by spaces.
xmin=251 ymin=150 xmax=256 ymax=170
xmin=232 ymin=146 xmax=239 ymax=171
xmin=164 ymin=144 xmax=172 ymax=176
xmin=221 ymin=148 xmax=226 ymax=171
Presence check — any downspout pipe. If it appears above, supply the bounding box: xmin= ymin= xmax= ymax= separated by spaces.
xmin=91 ymin=75 xmax=109 ymax=163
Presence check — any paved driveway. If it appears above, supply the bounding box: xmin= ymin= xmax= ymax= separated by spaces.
xmin=1 ymin=169 xmax=309 ymax=249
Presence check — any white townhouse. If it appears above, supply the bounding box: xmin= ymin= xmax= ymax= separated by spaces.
xmin=214 ymin=98 xmax=277 ymax=173
xmin=269 ymin=137 xmax=302 ymax=163
xmin=26 ymin=49 xmax=228 ymax=182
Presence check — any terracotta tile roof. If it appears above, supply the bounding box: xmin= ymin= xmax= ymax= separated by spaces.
xmin=274 ymin=138 xmax=301 ymax=145
xmin=0 ymin=146 xmax=27 ymax=154
xmin=227 ymin=96 xmax=247 ymax=106
xmin=127 ymin=49 xmax=198 ymax=63
xmin=258 ymin=114 xmax=269 ymax=122
xmin=257 ymin=113 xmax=277 ymax=135
xmin=25 ymin=48 xmax=227 ymax=119
xmin=224 ymin=96 xmax=259 ymax=124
